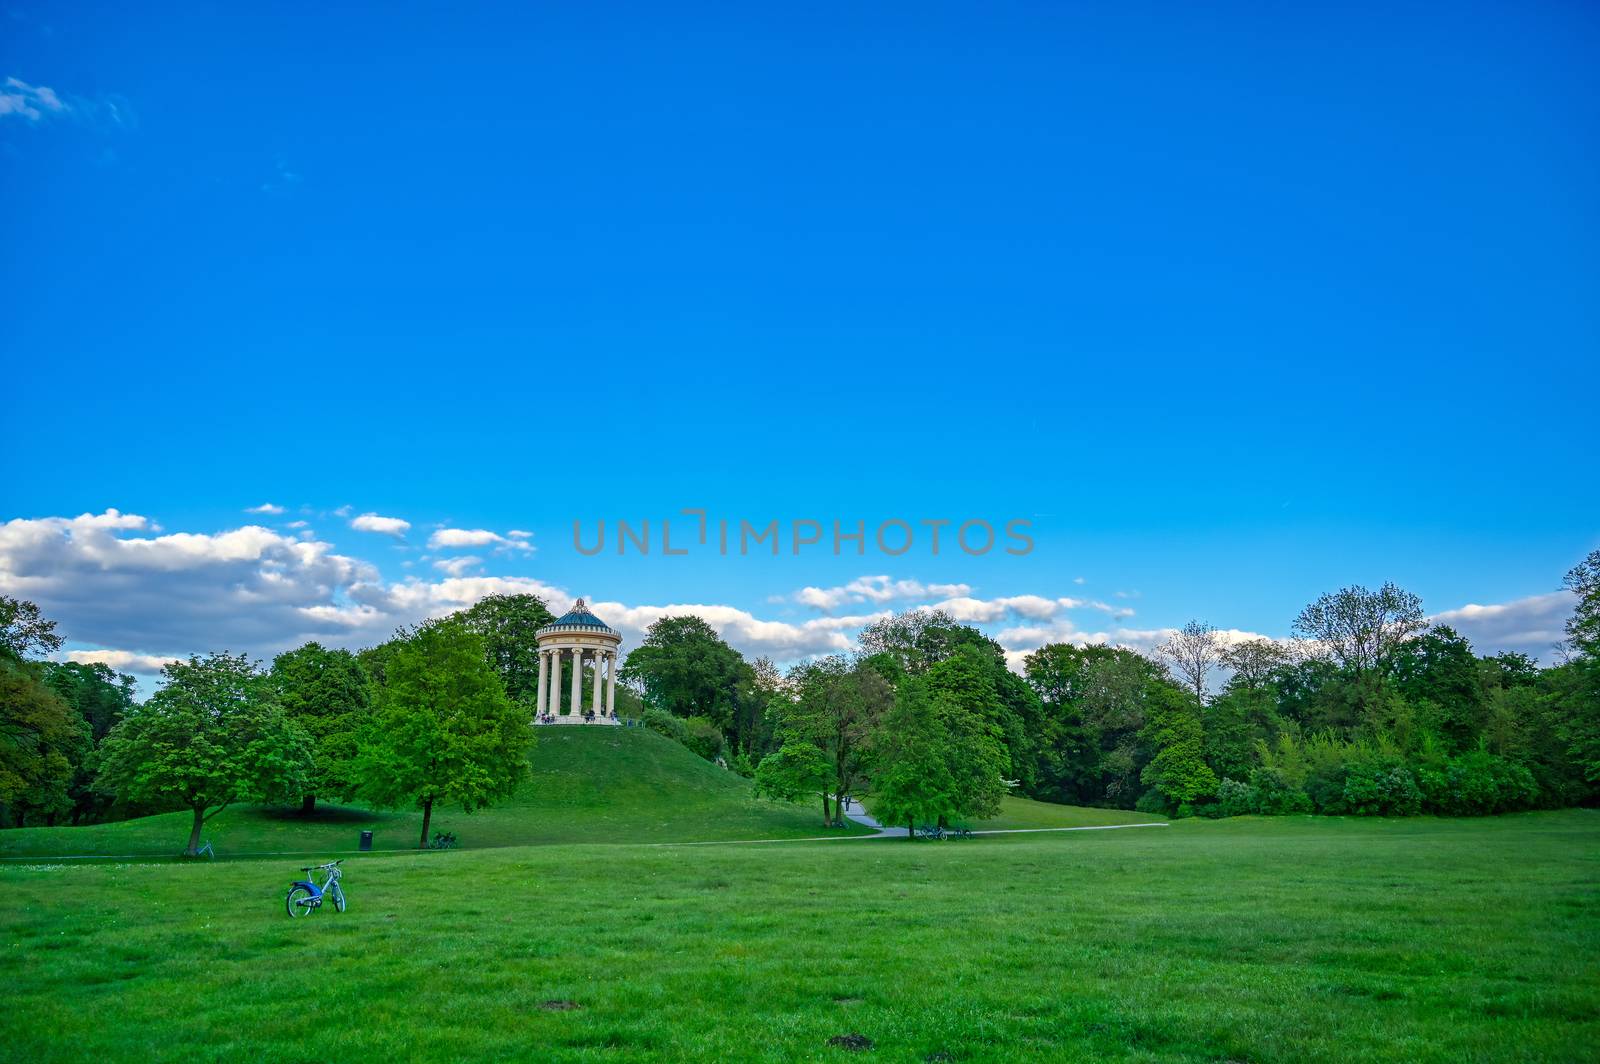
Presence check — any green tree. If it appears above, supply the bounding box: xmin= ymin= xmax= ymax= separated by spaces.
xmin=1139 ymin=687 xmax=1218 ymax=811
xmin=0 ymin=596 xmax=64 ymax=661
xmin=1390 ymin=625 xmax=1484 ymax=750
xmin=1220 ymin=638 xmax=1292 ymax=692
xmin=43 ymin=661 xmax=135 ymax=743
xmin=1564 ymin=549 xmax=1600 ymax=658
xmin=270 ymin=642 xmax=372 ymax=813
xmin=95 ymin=653 xmax=311 ymax=855
xmin=922 ymin=644 xmax=1031 ymax=791
xmin=774 ymin=656 xmax=893 ymax=826
xmin=356 ymin=620 xmax=534 ymax=848
xmin=1292 ymin=582 xmax=1425 ymax=684
xmin=857 ymin=608 xmax=963 ymax=676
xmin=621 ymin=616 xmax=756 ymax=744
xmin=753 ymin=740 xmax=833 ymax=824
xmin=1202 ymin=686 xmax=1270 ymax=782
xmin=868 ymin=678 xmax=1008 ymax=835
xmin=42 ymin=661 xmax=137 ymax=823
xmin=0 ymin=660 xmax=90 ymax=826
xmin=456 ymin=593 xmax=556 ymax=707
xmin=866 ymin=682 xmax=953 ymax=838
xmin=1079 ymin=649 xmax=1174 ymax=806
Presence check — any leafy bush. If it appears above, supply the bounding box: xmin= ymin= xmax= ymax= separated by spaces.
xmin=642 ymin=708 xmax=689 ymax=745
xmin=1303 ymin=762 xmax=1351 ymax=814
xmin=1247 ymin=767 xmax=1313 ymax=815
xmin=1215 ymin=777 xmax=1255 ymax=818
xmin=1341 ymin=758 xmax=1422 ymax=817
xmin=1418 ymin=749 xmax=1539 ymax=815
xmin=727 ymin=750 xmax=755 ymax=779
xmin=640 ymin=709 xmax=724 ymax=762
xmin=1134 ymin=788 xmax=1171 ymax=815
xmin=681 ymin=716 xmax=724 ymax=762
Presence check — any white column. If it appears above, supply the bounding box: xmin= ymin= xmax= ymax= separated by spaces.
xmin=548 ymin=650 xmax=561 ymax=716
xmin=591 ymin=646 xmax=603 ymax=713
xmin=606 ymin=650 xmax=617 ymax=717
xmin=569 ymin=647 xmax=583 ymax=717
xmin=536 ymin=649 xmax=549 ymax=716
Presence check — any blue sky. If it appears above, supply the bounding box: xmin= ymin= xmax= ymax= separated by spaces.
xmin=2 ymin=2 xmax=1596 ymax=687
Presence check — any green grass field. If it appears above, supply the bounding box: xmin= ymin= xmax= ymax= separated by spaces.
xmin=3 ymin=732 xmax=1595 ymax=1061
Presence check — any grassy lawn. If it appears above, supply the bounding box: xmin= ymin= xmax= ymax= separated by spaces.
xmin=969 ymin=795 xmax=1162 ymax=831
xmin=4 ymin=810 xmax=1595 ymax=1062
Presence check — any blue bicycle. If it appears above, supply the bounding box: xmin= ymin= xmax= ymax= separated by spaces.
xmin=285 ymin=860 xmax=346 ymax=918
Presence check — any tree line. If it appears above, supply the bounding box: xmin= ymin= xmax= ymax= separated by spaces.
xmin=622 ymin=554 xmax=1599 ymax=828
xmin=3 ymin=553 xmax=1596 ymax=849
xmin=0 ymin=594 xmax=551 ymax=852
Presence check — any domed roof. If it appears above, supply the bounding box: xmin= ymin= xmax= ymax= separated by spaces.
xmin=553 ymin=598 xmax=610 ymax=629
xmin=537 ymin=598 xmax=620 ymax=640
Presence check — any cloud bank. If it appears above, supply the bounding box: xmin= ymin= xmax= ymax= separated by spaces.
xmin=0 ymin=509 xmax=1574 ymax=691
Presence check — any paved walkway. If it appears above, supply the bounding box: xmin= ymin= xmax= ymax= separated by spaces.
xmin=829 ymin=796 xmax=1168 ymax=841
xmin=836 ymin=797 xmax=905 ymax=837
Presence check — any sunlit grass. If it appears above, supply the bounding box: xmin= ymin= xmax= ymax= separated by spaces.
xmin=4 ymin=810 xmax=1595 ymax=1061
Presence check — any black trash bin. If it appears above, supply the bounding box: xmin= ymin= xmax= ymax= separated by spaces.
xmin=359 ymin=830 xmax=373 ymax=852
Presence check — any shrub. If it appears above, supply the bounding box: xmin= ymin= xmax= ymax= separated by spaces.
xmin=1341 ymin=758 xmax=1422 ymax=817
xmin=1304 ymin=762 xmax=1351 ymax=814
xmin=727 ymin=750 xmax=755 ymax=778
xmin=1247 ymin=767 xmax=1313 ymax=815
xmin=642 ymin=708 xmax=689 ymax=745
xmin=1418 ymin=749 xmax=1539 ymax=815
xmin=1134 ymin=788 xmax=1171 ymax=816
xmin=681 ymin=716 xmax=724 ymax=762
xmin=1215 ymin=777 xmax=1255 ymax=818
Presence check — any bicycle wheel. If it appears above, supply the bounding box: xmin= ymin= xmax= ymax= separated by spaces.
xmin=330 ymin=884 xmax=346 ymax=913
xmin=285 ymin=885 xmax=316 ymax=918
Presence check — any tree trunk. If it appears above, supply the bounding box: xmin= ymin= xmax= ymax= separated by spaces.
xmin=186 ymin=806 xmax=205 ymax=856
xmin=300 ymin=793 xmax=316 ymax=816
xmin=906 ymin=816 xmax=914 ymax=841
xmin=418 ymin=796 xmax=434 ymax=849
xmin=821 ymin=792 xmax=832 ymax=827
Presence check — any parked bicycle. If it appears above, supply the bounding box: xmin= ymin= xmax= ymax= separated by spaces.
xmin=285 ymin=860 xmax=346 ymax=918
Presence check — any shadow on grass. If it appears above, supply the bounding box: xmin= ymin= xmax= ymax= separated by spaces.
xmin=254 ymin=804 xmax=406 ymax=825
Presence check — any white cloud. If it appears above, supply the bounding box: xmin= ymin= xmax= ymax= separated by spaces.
xmin=507 ymin=530 xmax=533 ymax=540
xmin=428 ymin=528 xmax=533 ymax=553
xmin=244 ymin=503 xmax=286 ymax=515
xmin=1428 ymin=591 xmax=1576 ymax=662
xmin=0 ymin=77 xmax=66 ymax=121
xmin=2 ymin=511 xmax=1576 ymax=691
xmin=589 ymin=601 xmax=885 ymax=662
xmin=0 ymin=510 xmax=377 ymax=671
xmin=796 ymin=576 xmax=972 ymax=612
xmin=63 ymin=649 xmax=180 ymax=674
xmin=433 ymin=555 xmax=482 ymax=577
xmin=350 ymin=513 xmax=410 ymax=537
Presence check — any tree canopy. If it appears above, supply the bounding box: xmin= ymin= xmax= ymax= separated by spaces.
xmin=95 ymin=653 xmax=311 ymax=854
xmin=356 ymin=619 xmax=534 ymax=848
xmin=271 ymin=641 xmax=372 ymax=813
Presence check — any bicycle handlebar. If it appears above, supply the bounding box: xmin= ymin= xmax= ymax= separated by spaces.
xmin=298 ymin=859 xmax=345 ymax=872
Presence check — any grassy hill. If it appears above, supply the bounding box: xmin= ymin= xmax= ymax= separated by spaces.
xmin=0 ymin=728 xmax=868 ymax=858
xmin=3 ymin=810 xmax=1595 ymax=1061
xmin=2 ymin=729 xmax=1168 ymax=860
